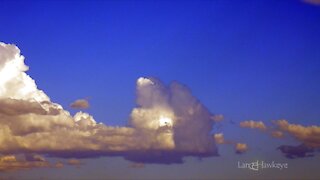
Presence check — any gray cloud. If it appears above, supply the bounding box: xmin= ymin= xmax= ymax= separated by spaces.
xmin=277 ymin=144 xmax=315 ymax=159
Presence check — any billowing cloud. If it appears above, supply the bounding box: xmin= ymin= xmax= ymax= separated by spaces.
xmin=239 ymin=120 xmax=267 ymax=131
xmin=70 ymin=99 xmax=89 ymax=109
xmin=0 ymin=43 xmax=49 ymax=102
xmin=274 ymin=120 xmax=320 ymax=148
xmin=0 ymin=42 xmax=217 ymax=166
xmin=235 ymin=143 xmax=248 ymax=154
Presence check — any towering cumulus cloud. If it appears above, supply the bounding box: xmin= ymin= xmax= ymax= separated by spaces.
xmin=0 ymin=42 xmax=217 ymax=166
xmin=128 ymin=77 xmax=217 ymax=163
xmin=0 ymin=43 xmax=49 ymax=101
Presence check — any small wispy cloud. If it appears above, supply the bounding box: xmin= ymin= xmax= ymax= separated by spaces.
xmin=129 ymin=163 xmax=145 ymax=169
xmin=239 ymin=120 xmax=267 ymax=131
xmin=70 ymin=99 xmax=90 ymax=109
xmin=271 ymin=130 xmax=284 ymax=138
xmin=235 ymin=143 xmax=248 ymax=154
xmin=302 ymin=0 xmax=320 ymax=6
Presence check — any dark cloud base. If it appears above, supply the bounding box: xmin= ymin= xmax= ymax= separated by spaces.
xmin=277 ymin=144 xmax=316 ymax=159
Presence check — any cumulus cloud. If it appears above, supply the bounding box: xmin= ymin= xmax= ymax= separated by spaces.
xmin=0 ymin=42 xmax=217 ymax=166
xmin=126 ymin=77 xmax=217 ymax=163
xmin=238 ymin=120 xmax=287 ymax=139
xmin=274 ymin=120 xmax=320 ymax=148
xmin=239 ymin=120 xmax=267 ymax=131
xmin=0 ymin=43 xmax=49 ymax=102
xmin=235 ymin=143 xmax=248 ymax=154
xmin=0 ymin=154 xmax=54 ymax=172
xmin=0 ymin=99 xmax=60 ymax=116
xmin=70 ymin=99 xmax=90 ymax=109
xmin=236 ymin=118 xmax=319 ymax=157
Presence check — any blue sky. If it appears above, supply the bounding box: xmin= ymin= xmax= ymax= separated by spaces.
xmin=1 ymin=0 xmax=320 ymax=179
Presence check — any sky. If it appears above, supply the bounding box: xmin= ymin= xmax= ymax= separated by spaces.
xmin=0 ymin=0 xmax=320 ymax=179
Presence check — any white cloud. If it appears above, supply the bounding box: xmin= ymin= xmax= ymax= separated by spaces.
xmin=240 ymin=120 xmax=267 ymax=131
xmin=0 ymin=43 xmax=217 ymax=165
xmin=274 ymin=120 xmax=320 ymax=148
xmin=0 ymin=42 xmax=49 ymax=102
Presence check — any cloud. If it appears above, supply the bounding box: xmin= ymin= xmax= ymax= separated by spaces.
xmin=211 ymin=114 xmax=224 ymax=122
xmin=277 ymin=144 xmax=315 ymax=159
xmin=54 ymin=161 xmax=64 ymax=168
xmin=0 ymin=42 xmax=217 ymax=166
xmin=213 ymin=133 xmax=235 ymax=145
xmin=235 ymin=143 xmax=248 ymax=154
xmin=0 ymin=98 xmax=60 ymax=116
xmin=70 ymin=99 xmax=90 ymax=109
xmin=236 ymin=118 xmax=319 ymax=157
xmin=214 ymin=133 xmax=225 ymax=144
xmin=129 ymin=163 xmax=145 ymax=168
xmin=213 ymin=134 xmax=247 ymax=155
xmin=67 ymin=159 xmax=82 ymax=166
xmin=302 ymin=0 xmax=320 ymax=6
xmin=0 ymin=154 xmax=54 ymax=172
xmin=0 ymin=43 xmax=49 ymax=102
xmin=274 ymin=120 xmax=320 ymax=148
xmin=239 ymin=120 xmax=267 ymax=131
xmin=238 ymin=120 xmax=287 ymax=139
xmin=25 ymin=154 xmax=46 ymax=162
xmin=271 ymin=130 xmax=284 ymax=138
